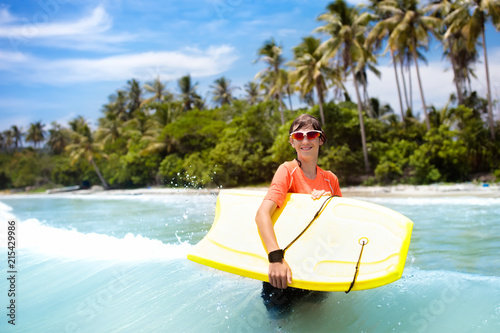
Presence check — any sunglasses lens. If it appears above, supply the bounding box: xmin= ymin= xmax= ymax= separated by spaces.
xmin=307 ymin=131 xmax=321 ymax=140
xmin=291 ymin=131 xmax=321 ymax=141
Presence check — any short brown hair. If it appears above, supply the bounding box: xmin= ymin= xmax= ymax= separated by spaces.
xmin=289 ymin=114 xmax=326 ymax=143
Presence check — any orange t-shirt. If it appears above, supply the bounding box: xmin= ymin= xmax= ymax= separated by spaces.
xmin=264 ymin=160 xmax=342 ymax=208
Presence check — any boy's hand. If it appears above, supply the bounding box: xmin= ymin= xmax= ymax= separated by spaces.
xmin=268 ymin=260 xmax=292 ymax=289
xmin=311 ymin=189 xmax=331 ymax=200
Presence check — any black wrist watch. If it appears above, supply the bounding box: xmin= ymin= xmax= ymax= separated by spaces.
xmin=268 ymin=249 xmax=284 ymax=263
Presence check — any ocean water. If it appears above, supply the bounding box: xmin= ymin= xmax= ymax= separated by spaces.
xmin=0 ymin=192 xmax=499 ymax=333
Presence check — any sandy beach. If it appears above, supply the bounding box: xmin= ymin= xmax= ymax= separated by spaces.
xmin=14 ymin=182 xmax=497 ymax=198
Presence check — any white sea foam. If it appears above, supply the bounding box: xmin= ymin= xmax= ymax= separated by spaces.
xmin=1 ymin=193 xmax=218 ymax=206
xmin=7 ymin=217 xmax=192 ymax=261
xmin=356 ymin=196 xmax=500 ymax=206
xmin=0 ymin=201 xmax=16 ymax=247
xmin=0 ymin=200 xmax=13 ymax=212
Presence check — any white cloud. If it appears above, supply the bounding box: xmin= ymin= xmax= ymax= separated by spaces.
xmin=0 ymin=6 xmax=17 ymax=24
xmin=366 ymin=61 xmax=456 ymax=114
xmin=0 ymin=45 xmax=239 ymax=84
xmin=0 ymin=6 xmax=110 ymax=38
xmin=346 ymin=0 xmax=369 ymax=5
xmin=0 ymin=115 xmax=31 ymax=132
xmin=277 ymin=29 xmax=299 ymax=37
xmin=341 ymin=47 xmax=500 ymax=119
xmin=0 ymin=6 xmax=134 ymax=51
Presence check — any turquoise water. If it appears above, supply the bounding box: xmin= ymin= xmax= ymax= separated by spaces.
xmin=0 ymin=192 xmax=499 ymax=332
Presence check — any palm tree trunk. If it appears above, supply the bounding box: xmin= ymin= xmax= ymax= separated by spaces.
xmin=449 ymin=37 xmax=464 ymax=105
xmin=316 ymin=78 xmax=326 ymax=126
xmin=277 ymin=91 xmax=285 ymax=125
xmin=391 ymin=49 xmax=405 ymax=123
xmin=412 ymin=47 xmax=430 ymax=131
xmin=353 ymin=71 xmax=370 ymax=173
xmin=451 ymin=57 xmax=464 ymax=105
xmin=274 ymin=66 xmax=285 ymax=125
xmin=400 ymin=59 xmax=410 ymax=113
xmin=408 ymin=61 xmax=413 ymax=112
xmin=90 ymin=157 xmax=109 ymax=190
xmin=481 ymin=27 xmax=496 ymax=140
xmin=279 ymin=97 xmax=285 ymax=125
xmin=360 ymin=71 xmax=374 ymax=118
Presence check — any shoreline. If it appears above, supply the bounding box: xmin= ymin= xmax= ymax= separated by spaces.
xmin=2 ymin=182 xmax=499 ymax=198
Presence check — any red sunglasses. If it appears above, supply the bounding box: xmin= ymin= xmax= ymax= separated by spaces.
xmin=290 ymin=130 xmax=322 ymax=141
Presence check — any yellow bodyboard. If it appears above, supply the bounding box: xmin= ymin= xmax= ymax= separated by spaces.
xmin=188 ymin=190 xmax=413 ymax=292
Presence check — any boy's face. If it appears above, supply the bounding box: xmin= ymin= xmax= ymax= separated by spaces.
xmin=289 ymin=125 xmax=324 ymax=161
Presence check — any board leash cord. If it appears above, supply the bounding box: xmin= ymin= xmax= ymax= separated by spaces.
xmin=345 ymin=238 xmax=368 ymax=294
xmin=283 ymin=195 xmax=335 ymax=253
xmin=282 ymin=195 xmax=368 ymax=293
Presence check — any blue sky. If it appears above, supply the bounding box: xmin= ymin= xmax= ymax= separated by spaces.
xmin=1 ymin=0 xmax=499 ymax=133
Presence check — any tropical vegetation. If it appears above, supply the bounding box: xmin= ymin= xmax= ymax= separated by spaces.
xmin=1 ymin=0 xmax=499 ymax=191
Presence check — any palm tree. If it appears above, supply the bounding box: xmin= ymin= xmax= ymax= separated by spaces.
xmin=47 ymin=122 xmax=70 ymax=155
xmin=428 ymin=0 xmax=478 ymax=105
xmin=444 ymin=0 xmax=500 ymax=139
xmin=244 ymin=81 xmax=261 ymax=105
xmin=26 ymin=121 xmax=46 ymax=148
xmin=354 ymin=52 xmax=381 ymax=118
xmin=126 ymin=79 xmax=143 ymax=115
xmin=0 ymin=132 xmax=5 ymax=151
xmin=255 ymin=38 xmax=286 ymax=124
xmin=282 ymin=69 xmax=295 ymax=112
xmin=2 ymin=130 xmax=14 ymax=151
xmin=66 ymin=117 xmax=109 ymax=189
xmin=10 ymin=125 xmax=23 ymax=151
xmin=316 ymin=0 xmax=375 ymax=173
xmin=444 ymin=33 xmax=478 ymax=104
xmin=142 ymin=75 xmax=173 ymax=106
xmin=288 ymin=36 xmax=331 ymax=125
xmin=370 ymin=97 xmax=397 ymax=124
xmin=123 ymin=109 xmax=156 ymax=142
xmin=367 ymin=1 xmax=407 ymax=123
xmin=377 ymin=0 xmax=441 ymax=131
xmin=210 ymin=76 xmax=238 ymax=107
xmin=178 ymin=74 xmax=201 ymax=111
xmin=399 ymin=51 xmax=414 ymax=113
xmin=104 ymin=90 xmax=129 ymax=121
xmin=96 ymin=111 xmax=123 ymax=146
xmin=151 ymin=101 xmax=179 ymax=128
xmin=69 ymin=116 xmax=90 ymax=134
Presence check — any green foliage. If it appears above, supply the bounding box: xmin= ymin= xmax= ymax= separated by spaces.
xmin=374 ymin=140 xmax=418 ymax=184
xmin=1 ymin=90 xmax=499 ymax=191
xmin=0 ymin=153 xmax=12 ymax=188
xmin=319 ymin=144 xmax=361 ymax=184
xmin=209 ymin=103 xmax=281 ymax=187
xmin=451 ymin=105 xmax=496 ymax=172
xmin=494 ymin=169 xmax=500 ymax=182
xmin=409 ymin=125 xmax=469 ymax=184
xmin=183 ymin=151 xmax=214 ymax=187
xmin=51 ymin=155 xmax=92 ymax=186
xmin=158 ymin=154 xmax=185 ymax=186
xmin=117 ymin=132 xmax=161 ymax=187
xmin=3 ymin=150 xmax=52 ymax=188
xmin=161 ymin=109 xmax=227 ymax=156
xmin=267 ymin=120 xmax=296 ymax=165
